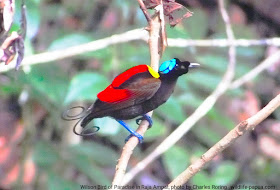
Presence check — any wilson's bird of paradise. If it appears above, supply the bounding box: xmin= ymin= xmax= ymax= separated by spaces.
xmin=62 ymin=58 xmax=199 ymax=142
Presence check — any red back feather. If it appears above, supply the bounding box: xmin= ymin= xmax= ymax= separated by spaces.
xmin=97 ymin=65 xmax=149 ymax=103
xmin=97 ymin=85 xmax=131 ymax=103
xmin=111 ymin=65 xmax=149 ymax=88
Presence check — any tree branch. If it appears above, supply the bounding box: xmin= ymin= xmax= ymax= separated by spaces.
xmin=1 ymin=29 xmax=280 ymax=73
xmin=1 ymin=24 xmax=280 ymax=73
xmin=122 ymin=0 xmax=236 ymax=185
xmin=0 ymin=28 xmax=148 ymax=73
xmin=137 ymin=0 xmax=152 ymax=22
xmin=112 ymin=0 xmax=163 ymax=187
xmin=166 ymin=93 xmax=280 ymax=187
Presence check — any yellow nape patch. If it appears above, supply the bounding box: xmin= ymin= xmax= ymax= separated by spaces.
xmin=147 ymin=65 xmax=160 ymax=78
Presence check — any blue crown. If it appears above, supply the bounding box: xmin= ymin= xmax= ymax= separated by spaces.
xmin=159 ymin=59 xmax=176 ymax=74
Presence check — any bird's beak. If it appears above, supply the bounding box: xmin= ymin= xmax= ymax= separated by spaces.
xmin=188 ymin=63 xmax=200 ymax=69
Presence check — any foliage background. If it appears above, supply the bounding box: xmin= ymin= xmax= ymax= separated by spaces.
xmin=0 ymin=0 xmax=280 ymax=189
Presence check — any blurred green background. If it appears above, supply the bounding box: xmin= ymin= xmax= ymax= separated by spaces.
xmin=0 ymin=0 xmax=280 ymax=189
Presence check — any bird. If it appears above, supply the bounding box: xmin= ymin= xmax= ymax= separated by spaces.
xmin=62 ymin=58 xmax=199 ymax=143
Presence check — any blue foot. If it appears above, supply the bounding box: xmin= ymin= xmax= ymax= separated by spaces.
xmin=116 ymin=120 xmax=144 ymax=143
xmin=136 ymin=114 xmax=153 ymax=128
xmin=125 ymin=133 xmax=143 ymax=143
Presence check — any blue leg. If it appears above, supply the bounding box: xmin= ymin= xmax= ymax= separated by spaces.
xmin=116 ymin=120 xmax=143 ymax=143
xmin=136 ymin=114 xmax=153 ymax=128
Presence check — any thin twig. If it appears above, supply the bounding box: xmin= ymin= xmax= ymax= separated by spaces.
xmin=112 ymin=0 xmax=163 ymax=187
xmin=137 ymin=0 xmax=152 ymax=22
xmin=0 ymin=28 xmax=148 ymax=73
xmin=155 ymin=2 xmax=168 ymax=54
xmin=1 ymin=29 xmax=280 ymax=73
xmin=166 ymin=93 xmax=280 ymax=187
xmin=122 ymin=0 xmax=236 ymax=185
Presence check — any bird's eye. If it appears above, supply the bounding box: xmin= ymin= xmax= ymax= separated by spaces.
xmin=175 ymin=64 xmax=178 ymax=67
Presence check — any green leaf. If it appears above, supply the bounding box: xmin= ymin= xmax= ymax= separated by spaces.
xmin=161 ymin=47 xmax=191 ymax=61
xmin=197 ymin=55 xmax=227 ymax=74
xmin=0 ymin=78 xmax=22 ymax=95
xmin=21 ymin=64 xmax=69 ymax=105
xmin=197 ymin=53 xmax=254 ymax=80
xmin=33 ymin=141 xmax=59 ymax=167
xmin=193 ymin=125 xmax=222 ymax=146
xmin=191 ymin=161 xmax=239 ymax=187
xmin=162 ymin=146 xmax=190 ymax=179
xmin=197 ymin=48 xmax=261 ymax=78
xmin=64 ymin=72 xmax=109 ymax=105
xmin=48 ymin=172 xmax=80 ymax=190
xmin=176 ymin=76 xmax=191 ymax=92
xmin=232 ymin=24 xmax=260 ymax=39
xmin=235 ymin=59 xmax=253 ymax=78
xmin=183 ymin=9 xmax=208 ymax=39
xmin=236 ymin=46 xmax=263 ymax=58
xmin=24 ymin=38 xmax=35 ymax=56
xmin=214 ymin=20 xmax=260 ymax=40
xmin=273 ymin=108 xmax=280 ymax=120
xmin=32 ymin=0 xmax=41 ymax=4
xmin=90 ymin=48 xmax=113 ymax=60
xmin=157 ymin=97 xmax=186 ymax=123
xmin=14 ymin=0 xmax=40 ymax=39
xmin=67 ymin=154 xmax=111 ymax=185
xmin=207 ymin=108 xmax=235 ymax=131
xmin=188 ymin=71 xmax=221 ymax=92
xmin=113 ymin=0 xmax=133 ymax=23
xmin=212 ymin=161 xmax=239 ymax=186
xmin=25 ymin=1 xmax=41 ymax=39
xmin=48 ymin=34 xmax=93 ymax=51
xmin=192 ymin=146 xmax=208 ymax=158
xmin=93 ymin=117 xmax=121 ymax=136
xmin=67 ymin=141 xmax=119 ymax=166
xmin=166 ymin=25 xmax=189 ymax=38
xmin=144 ymin=117 xmax=167 ymax=141
xmin=191 ymin=171 xmax=212 ymax=186
xmin=177 ymin=93 xmax=203 ymax=108
xmin=116 ymin=44 xmax=150 ymax=70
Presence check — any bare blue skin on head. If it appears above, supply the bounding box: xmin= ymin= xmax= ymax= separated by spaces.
xmin=159 ymin=58 xmax=176 ymax=74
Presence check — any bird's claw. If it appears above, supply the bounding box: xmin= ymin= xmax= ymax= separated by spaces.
xmin=125 ymin=133 xmax=144 ymax=144
xmin=116 ymin=119 xmax=144 ymax=144
xmin=136 ymin=114 xmax=153 ymax=128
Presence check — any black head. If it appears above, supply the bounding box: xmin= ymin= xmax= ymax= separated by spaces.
xmin=159 ymin=58 xmax=199 ymax=78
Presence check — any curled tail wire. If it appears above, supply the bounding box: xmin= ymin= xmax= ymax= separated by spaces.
xmin=61 ymin=106 xmax=100 ymax=136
